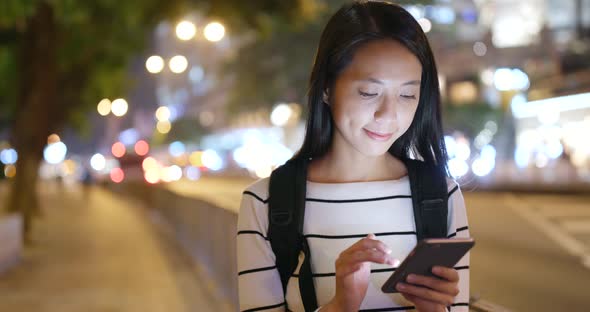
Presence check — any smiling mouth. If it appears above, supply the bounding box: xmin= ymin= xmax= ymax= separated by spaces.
xmin=363 ymin=129 xmax=394 ymax=141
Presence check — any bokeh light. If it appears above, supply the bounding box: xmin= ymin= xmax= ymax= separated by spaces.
xmin=202 ymin=149 xmax=223 ymax=171
xmin=169 ymin=55 xmax=188 ymax=74
xmin=417 ymin=17 xmax=432 ymax=33
xmin=155 ymin=106 xmax=171 ymax=121
xmin=142 ymin=157 xmax=159 ymax=171
xmin=448 ymin=158 xmax=469 ymax=178
xmin=189 ymin=151 xmax=204 ymax=167
xmin=185 ymin=166 xmax=201 ymax=180
xmin=204 ymin=22 xmax=225 ymax=42
xmin=144 ymin=169 xmax=160 ymax=184
xmin=4 ymin=165 xmax=16 ymax=178
xmin=169 ymin=141 xmax=186 ymax=157
xmin=0 ymin=148 xmax=18 ymax=165
xmin=111 ymin=142 xmax=126 ymax=158
xmin=270 ymin=103 xmax=292 ymax=127
xmin=134 ymin=140 xmax=149 ymax=156
xmin=47 ymin=134 xmax=61 ymax=144
xmin=146 ymin=55 xmax=165 ymax=74
xmin=43 ymin=142 xmax=67 ymax=164
xmin=110 ymin=168 xmax=125 ymax=183
xmin=97 ymin=98 xmax=111 ymax=116
xmin=157 ymin=120 xmax=172 ymax=134
xmin=175 ymin=21 xmax=197 ymax=41
xmin=111 ymin=98 xmax=129 ymax=117
xmin=90 ymin=153 xmax=106 ymax=171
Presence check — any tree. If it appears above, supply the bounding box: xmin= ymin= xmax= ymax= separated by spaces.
xmin=0 ymin=0 xmax=306 ymax=243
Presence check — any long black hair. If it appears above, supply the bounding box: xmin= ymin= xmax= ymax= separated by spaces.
xmin=294 ymin=0 xmax=448 ymax=169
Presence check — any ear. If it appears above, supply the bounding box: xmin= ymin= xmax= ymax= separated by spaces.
xmin=322 ymin=89 xmax=330 ymax=105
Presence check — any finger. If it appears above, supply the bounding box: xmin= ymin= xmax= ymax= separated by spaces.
xmin=432 ymin=266 xmax=460 ymax=283
xmin=336 ymin=247 xmax=397 ymax=277
xmin=336 ymin=250 xmax=397 ymax=278
xmin=400 ymin=292 xmax=419 ymax=303
xmin=396 ymin=282 xmax=455 ymax=306
xmin=400 ymin=292 xmax=414 ymax=301
xmin=345 ymin=249 xmax=397 ymax=266
xmin=406 ymin=274 xmax=459 ymax=297
xmin=400 ymin=292 xmax=433 ymax=306
xmin=349 ymin=234 xmax=391 ymax=254
xmin=341 ymin=236 xmax=392 ymax=257
xmin=363 ymin=234 xmax=393 ymax=254
xmin=356 ymin=235 xmax=393 ymax=254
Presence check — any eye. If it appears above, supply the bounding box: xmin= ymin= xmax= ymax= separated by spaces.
xmin=359 ymin=91 xmax=378 ymax=98
xmin=401 ymin=95 xmax=416 ymax=100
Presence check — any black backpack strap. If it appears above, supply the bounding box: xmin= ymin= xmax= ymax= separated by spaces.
xmin=403 ymin=158 xmax=449 ymax=240
xmin=268 ymin=158 xmax=318 ymax=311
xmin=299 ymin=237 xmax=318 ymax=311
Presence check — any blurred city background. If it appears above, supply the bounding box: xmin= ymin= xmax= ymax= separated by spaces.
xmin=1 ymin=0 xmax=589 ymax=311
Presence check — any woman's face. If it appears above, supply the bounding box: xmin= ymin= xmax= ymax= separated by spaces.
xmin=328 ymin=39 xmax=422 ymax=157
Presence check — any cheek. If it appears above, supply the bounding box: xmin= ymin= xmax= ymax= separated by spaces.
xmin=400 ymin=104 xmax=419 ymax=130
xmin=332 ymin=100 xmax=373 ymax=126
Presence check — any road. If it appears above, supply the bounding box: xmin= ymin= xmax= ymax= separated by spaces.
xmin=169 ymin=177 xmax=590 ymax=312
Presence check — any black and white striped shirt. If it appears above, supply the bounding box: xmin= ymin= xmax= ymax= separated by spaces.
xmin=237 ymin=176 xmax=470 ymax=312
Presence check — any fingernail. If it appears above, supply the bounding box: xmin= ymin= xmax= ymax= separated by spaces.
xmin=397 ymin=283 xmax=406 ymax=290
xmin=368 ymin=233 xmax=376 ymax=239
xmin=407 ymin=274 xmax=416 ymax=282
xmin=392 ymin=259 xmax=401 ymax=267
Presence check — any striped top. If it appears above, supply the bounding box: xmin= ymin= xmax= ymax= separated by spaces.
xmin=237 ymin=176 xmax=470 ymax=312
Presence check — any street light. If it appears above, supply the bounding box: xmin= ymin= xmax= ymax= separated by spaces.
xmin=111 ymin=98 xmax=129 ymax=117
xmin=169 ymin=55 xmax=188 ymax=74
xmin=176 ymin=21 xmax=197 ymax=41
xmin=97 ymin=98 xmax=111 ymax=116
xmin=146 ymin=55 xmax=165 ymax=74
xmin=204 ymin=22 xmax=225 ymax=42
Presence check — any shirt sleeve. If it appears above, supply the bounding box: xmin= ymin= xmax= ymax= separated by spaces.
xmin=237 ymin=181 xmax=287 ymax=312
xmin=446 ymin=181 xmax=471 ymax=312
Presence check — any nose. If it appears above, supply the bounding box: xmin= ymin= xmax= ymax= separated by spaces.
xmin=374 ymin=95 xmax=397 ymax=124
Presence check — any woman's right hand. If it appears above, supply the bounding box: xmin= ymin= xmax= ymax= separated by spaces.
xmin=321 ymin=234 xmax=400 ymax=312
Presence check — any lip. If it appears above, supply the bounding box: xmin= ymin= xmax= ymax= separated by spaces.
xmin=363 ymin=129 xmax=394 ymax=141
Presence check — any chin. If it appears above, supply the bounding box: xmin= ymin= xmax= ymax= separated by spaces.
xmin=357 ymin=142 xmax=393 ymax=157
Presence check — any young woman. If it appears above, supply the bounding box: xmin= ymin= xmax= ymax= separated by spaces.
xmin=237 ymin=1 xmax=470 ymax=311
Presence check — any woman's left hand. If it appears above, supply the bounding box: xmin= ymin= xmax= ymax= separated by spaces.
xmin=395 ymin=266 xmax=459 ymax=312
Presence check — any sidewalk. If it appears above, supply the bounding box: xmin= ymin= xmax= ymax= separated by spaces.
xmin=467 ymin=160 xmax=590 ymax=194
xmin=0 ymin=183 xmax=226 ymax=312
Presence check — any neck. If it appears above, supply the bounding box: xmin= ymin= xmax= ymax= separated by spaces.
xmin=307 ymin=145 xmax=406 ymax=183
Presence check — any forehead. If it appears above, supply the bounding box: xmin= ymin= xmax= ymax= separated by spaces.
xmin=341 ymin=39 xmax=422 ymax=81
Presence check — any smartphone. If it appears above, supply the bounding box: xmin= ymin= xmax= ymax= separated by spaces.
xmin=381 ymin=237 xmax=475 ymax=293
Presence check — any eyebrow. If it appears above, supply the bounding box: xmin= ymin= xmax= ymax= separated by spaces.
xmin=360 ymin=78 xmax=421 ymax=86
